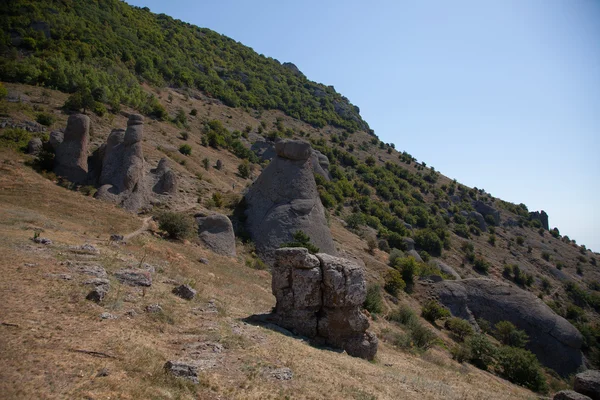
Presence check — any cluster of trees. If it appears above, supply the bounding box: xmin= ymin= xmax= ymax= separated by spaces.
xmin=0 ymin=0 xmax=367 ymax=131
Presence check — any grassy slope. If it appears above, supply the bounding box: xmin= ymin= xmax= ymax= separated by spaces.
xmin=3 ymin=81 xmax=594 ymax=397
xmin=0 ymin=142 xmax=534 ymax=400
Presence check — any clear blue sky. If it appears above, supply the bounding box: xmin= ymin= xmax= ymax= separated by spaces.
xmin=127 ymin=0 xmax=600 ymax=252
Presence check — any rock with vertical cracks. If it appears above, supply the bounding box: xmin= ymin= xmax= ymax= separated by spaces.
xmin=271 ymin=248 xmax=377 ymax=360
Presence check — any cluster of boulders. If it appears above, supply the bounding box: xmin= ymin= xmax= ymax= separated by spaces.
xmin=554 ymin=370 xmax=600 ymax=399
xmin=35 ymin=113 xmax=178 ymax=212
xmin=428 ymin=278 xmax=583 ymax=376
xmin=244 ymin=139 xmax=336 ymax=264
xmin=271 ymin=247 xmax=378 ymax=360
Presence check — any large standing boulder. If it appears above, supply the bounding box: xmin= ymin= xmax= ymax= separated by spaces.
xmin=96 ymin=115 xmax=149 ymax=212
xmin=271 ymin=248 xmax=378 ymax=360
xmin=53 ymin=114 xmax=90 ymax=184
xmin=574 ymin=370 xmax=600 ymax=400
xmin=196 ymin=213 xmax=236 ymax=257
xmin=428 ymin=278 xmax=583 ymax=376
xmin=244 ymin=139 xmax=336 ymax=264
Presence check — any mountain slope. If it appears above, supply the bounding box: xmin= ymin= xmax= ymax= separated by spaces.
xmin=0 ymin=0 xmax=366 ymax=131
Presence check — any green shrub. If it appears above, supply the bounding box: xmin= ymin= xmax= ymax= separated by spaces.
xmin=410 ymin=323 xmax=438 ymax=349
xmin=421 ymin=300 xmax=450 ymax=324
xmin=445 ymin=317 xmax=474 ymax=341
xmin=396 ymin=256 xmax=420 ymax=285
xmin=0 ymin=128 xmax=31 ymax=151
xmin=384 ymin=269 xmax=406 ymax=297
xmin=473 ymin=256 xmax=490 ymax=274
xmin=414 ymin=229 xmax=443 ymax=256
xmin=494 ymin=321 xmax=528 ymax=348
xmin=388 ymin=248 xmax=404 ymax=266
xmin=35 ymin=112 xmax=55 ymax=127
xmin=496 ymin=346 xmax=547 ymax=393
xmin=280 ymin=230 xmax=319 ymax=254
xmin=477 ymin=318 xmax=492 ymax=334
xmin=542 ymin=251 xmax=551 ymax=261
xmin=450 ymin=343 xmax=472 ymax=363
xmin=466 ymin=334 xmax=496 ymax=370
xmin=238 ymin=161 xmax=250 ymax=179
xmin=212 ymin=192 xmax=223 ymax=207
xmin=516 ymin=236 xmax=525 ymax=246
xmin=454 ymin=224 xmax=470 ymax=238
xmin=363 ymin=284 xmax=383 ymax=314
xmin=388 ymin=303 xmax=419 ymax=326
xmin=488 ymin=234 xmax=496 ymax=246
xmin=179 ymin=144 xmax=192 ymax=155
xmin=180 ymin=131 xmax=189 ymax=140
xmin=0 ymin=82 xmax=7 ymax=100
xmin=156 ymin=212 xmax=194 ymax=240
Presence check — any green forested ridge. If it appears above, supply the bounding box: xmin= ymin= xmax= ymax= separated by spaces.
xmin=0 ymin=0 xmax=367 ymax=131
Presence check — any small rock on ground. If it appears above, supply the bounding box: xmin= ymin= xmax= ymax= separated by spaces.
xmin=100 ymin=312 xmax=117 ymax=320
xmin=172 ymin=284 xmax=196 ymax=300
xmin=269 ymin=367 xmax=293 ymax=381
xmin=164 ymin=360 xmax=199 ymax=384
xmin=145 ymin=304 xmax=163 ymax=313
xmin=114 ymin=268 xmax=152 ymax=286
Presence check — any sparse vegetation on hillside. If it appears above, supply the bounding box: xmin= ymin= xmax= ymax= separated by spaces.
xmin=0 ymin=0 xmax=366 ymax=131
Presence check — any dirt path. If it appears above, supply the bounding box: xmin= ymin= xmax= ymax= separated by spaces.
xmin=123 ymin=216 xmax=153 ymax=241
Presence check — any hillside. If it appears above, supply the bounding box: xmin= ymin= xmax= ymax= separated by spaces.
xmin=1 ymin=1 xmax=600 ymax=399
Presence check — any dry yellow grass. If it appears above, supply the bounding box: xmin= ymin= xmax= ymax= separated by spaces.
xmin=0 ymin=149 xmax=539 ymax=400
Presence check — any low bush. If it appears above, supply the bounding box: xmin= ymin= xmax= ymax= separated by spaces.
xmin=466 ymin=334 xmax=497 ymax=370
xmin=179 ymin=144 xmax=192 ymax=156
xmin=445 ymin=317 xmax=474 ymax=341
xmin=280 ymin=230 xmax=319 ymax=254
xmin=494 ymin=321 xmax=529 ymax=348
xmin=496 ymin=346 xmax=547 ymax=393
xmin=36 ymin=112 xmax=55 ymax=127
xmin=421 ymin=300 xmax=450 ymax=324
xmin=384 ymin=269 xmax=406 ymax=297
xmin=156 ymin=212 xmax=194 ymax=240
xmin=363 ymin=284 xmax=383 ymax=314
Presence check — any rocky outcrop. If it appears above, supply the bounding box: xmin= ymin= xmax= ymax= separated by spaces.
xmin=428 ymin=278 xmax=583 ymax=376
xmin=469 ymin=211 xmax=487 ymax=231
xmin=96 ymin=115 xmax=148 ymax=211
xmin=196 ymin=214 xmax=236 ymax=257
xmin=554 ymin=391 xmax=593 ymax=400
xmin=530 ymin=210 xmax=550 ymax=230
xmin=244 ymin=139 xmax=336 ymax=263
xmin=151 ymin=158 xmax=178 ymax=195
xmin=27 ymin=138 xmax=43 ymax=155
xmin=48 ymin=130 xmax=64 ymax=151
xmin=250 ymin=139 xmax=331 ymax=181
xmin=434 ymin=259 xmax=461 ymax=280
xmin=472 ymin=200 xmax=500 ymax=225
xmin=271 ymin=248 xmax=378 ymax=360
xmin=310 ymin=150 xmax=331 ymax=181
xmin=575 ymin=370 xmax=600 ymax=400
xmin=53 ymin=114 xmax=90 ymax=184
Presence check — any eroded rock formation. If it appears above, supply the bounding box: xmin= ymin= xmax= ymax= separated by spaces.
xmin=53 ymin=114 xmax=90 ymax=184
xmin=428 ymin=278 xmax=583 ymax=376
xmin=244 ymin=139 xmax=335 ymax=263
xmin=196 ymin=213 xmax=236 ymax=257
xmin=271 ymin=248 xmax=378 ymax=360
